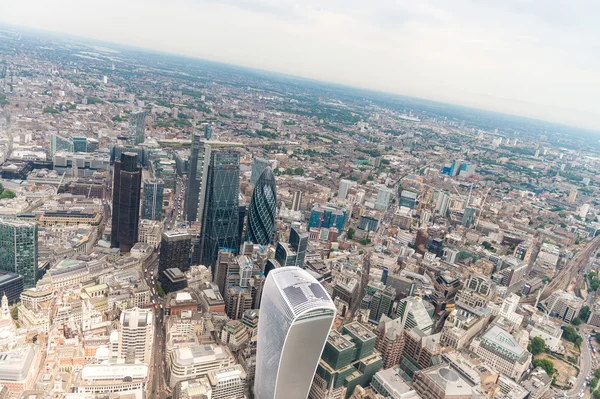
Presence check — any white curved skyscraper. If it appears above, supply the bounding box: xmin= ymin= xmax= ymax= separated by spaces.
xmin=254 ymin=267 xmax=336 ymax=399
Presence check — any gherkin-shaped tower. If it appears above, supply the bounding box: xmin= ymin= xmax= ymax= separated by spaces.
xmin=247 ymin=167 xmax=277 ymax=245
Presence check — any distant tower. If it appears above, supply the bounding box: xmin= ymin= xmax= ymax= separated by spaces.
xmin=247 ymin=168 xmax=277 ymax=246
xmin=204 ymin=123 xmax=213 ymax=140
xmin=254 ymin=267 xmax=335 ymax=399
xmin=1 ymin=294 xmax=9 ymax=320
xmin=111 ymin=153 xmax=142 ymax=252
xmin=127 ymin=110 xmax=146 ymax=145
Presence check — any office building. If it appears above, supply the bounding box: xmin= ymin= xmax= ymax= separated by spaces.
xmin=470 ymin=325 xmax=531 ymax=380
xmin=311 ymin=322 xmax=383 ymax=399
xmin=361 ymin=282 xmax=395 ymax=324
xmin=160 ymin=268 xmax=188 ymax=294
xmin=375 ymin=316 xmax=405 ymax=369
xmin=159 ymin=230 xmax=191 ymax=274
xmin=396 ymin=297 xmax=434 ymax=334
xmin=0 ymin=271 xmax=24 ymax=305
xmin=201 ymin=149 xmax=241 ymax=270
xmin=128 ymin=110 xmax=146 ymax=145
xmin=142 ymin=179 xmax=164 ymax=221
xmin=543 ymin=290 xmax=584 ymax=323
xmin=462 ymin=207 xmax=476 ymax=228
xmin=0 ymin=344 xmax=41 ymax=397
xmin=255 ymin=267 xmax=336 ymax=399
xmin=168 ymin=344 xmax=235 ymax=388
xmin=375 ymin=187 xmax=394 ymax=211
xmin=111 ymin=153 xmax=142 ymax=252
xmin=204 ymin=123 xmax=213 ymax=140
xmin=371 ymin=368 xmax=420 ymax=399
xmin=413 ymin=363 xmax=473 ymax=399
xmin=185 ymin=134 xmax=210 ymax=223
xmin=72 ymin=136 xmax=88 ymax=152
xmin=247 ymin=167 xmax=277 ymax=245
xmin=359 ymin=215 xmax=379 ymax=232
xmin=50 ymin=134 xmax=73 ymax=157
xmin=0 ymin=220 xmax=38 ymax=288
xmin=111 ymin=145 xmax=146 ymax=166
xmin=275 ymin=227 xmax=308 ymax=268
xmin=399 ymin=191 xmax=417 ymax=210
xmin=53 ymin=151 xmax=111 ymax=177
xmin=207 ymin=365 xmax=247 ymax=399
xmin=251 ymin=157 xmax=270 ymax=185
xmin=309 ymin=204 xmax=348 ymax=234
xmin=291 ymin=190 xmax=303 ymax=211
xmin=118 ymin=307 xmax=154 ymax=364
xmin=339 ymin=179 xmax=354 ymax=200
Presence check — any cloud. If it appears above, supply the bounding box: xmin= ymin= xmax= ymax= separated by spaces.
xmin=2 ymin=0 xmax=599 ymax=130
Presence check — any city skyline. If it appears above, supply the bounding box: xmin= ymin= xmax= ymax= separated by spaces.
xmin=2 ymin=1 xmax=599 ymax=131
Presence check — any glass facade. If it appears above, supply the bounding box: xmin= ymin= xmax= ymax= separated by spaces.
xmin=247 ymin=167 xmax=277 ymax=246
xmin=128 ymin=110 xmax=146 ymax=145
xmin=255 ymin=267 xmax=336 ymax=399
xmin=142 ymin=179 xmax=164 ymax=220
xmin=185 ymin=134 xmax=209 ymax=223
xmin=111 ymin=152 xmax=142 ymax=252
xmin=200 ymin=149 xmax=240 ymax=270
xmin=0 ymin=220 xmax=38 ymax=288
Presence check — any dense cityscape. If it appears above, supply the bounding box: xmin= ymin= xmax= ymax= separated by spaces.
xmin=0 ymin=26 xmax=600 ymax=399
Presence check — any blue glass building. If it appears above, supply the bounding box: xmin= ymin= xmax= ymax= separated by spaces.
xmin=247 ymin=168 xmax=277 ymax=246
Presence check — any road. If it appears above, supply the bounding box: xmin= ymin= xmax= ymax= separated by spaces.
xmin=165 ymin=176 xmax=185 ymax=230
xmin=142 ymin=253 xmax=170 ymax=398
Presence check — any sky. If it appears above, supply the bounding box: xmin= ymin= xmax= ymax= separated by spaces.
xmin=3 ymin=0 xmax=600 ymax=130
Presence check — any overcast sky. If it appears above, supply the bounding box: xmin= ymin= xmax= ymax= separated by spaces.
xmin=3 ymin=0 xmax=599 ymax=130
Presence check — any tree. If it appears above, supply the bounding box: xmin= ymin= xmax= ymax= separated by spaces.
xmin=572 ymin=317 xmax=583 ymax=326
xmin=533 ymin=359 xmax=555 ymax=376
xmin=563 ymin=326 xmax=580 ymax=343
xmin=528 ymin=336 xmax=545 ymax=355
xmin=347 ymin=228 xmax=356 ymax=240
xmin=0 ymin=190 xmax=15 ymax=199
xmin=592 ymin=377 xmax=599 ymax=390
xmin=10 ymin=307 xmax=17 ymax=321
xmin=580 ymin=306 xmax=591 ymax=322
xmin=594 ymin=390 xmax=600 ymax=399
xmin=595 ymin=369 xmax=600 ymax=379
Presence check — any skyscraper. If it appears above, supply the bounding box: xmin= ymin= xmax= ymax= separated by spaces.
xmin=128 ymin=110 xmax=146 ymax=145
xmin=118 ymin=307 xmax=154 ymax=364
xmin=185 ymin=133 xmax=210 ymax=223
xmin=247 ymin=167 xmax=277 ymax=246
xmin=274 ymin=227 xmax=308 ymax=268
xmin=0 ymin=220 xmax=38 ymax=288
xmin=204 ymin=123 xmax=213 ymax=140
xmin=250 ymin=157 xmax=270 ymax=185
xmin=111 ymin=152 xmax=142 ymax=252
xmin=254 ymin=267 xmax=335 ymax=399
xmin=338 ymin=179 xmax=354 ymax=200
xmin=200 ymin=149 xmax=241 ymax=270
xmin=158 ymin=230 xmax=192 ymax=274
xmin=142 ymin=179 xmax=164 ymax=221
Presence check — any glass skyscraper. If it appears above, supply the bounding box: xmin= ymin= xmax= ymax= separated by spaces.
xmin=0 ymin=220 xmax=38 ymax=288
xmin=50 ymin=134 xmax=73 ymax=157
xmin=255 ymin=267 xmax=336 ymax=399
xmin=200 ymin=149 xmax=241 ymax=270
xmin=142 ymin=179 xmax=164 ymax=221
xmin=250 ymin=157 xmax=270 ymax=185
xmin=111 ymin=152 xmax=142 ymax=252
xmin=185 ymin=133 xmax=210 ymax=223
xmin=275 ymin=227 xmax=308 ymax=268
xmin=246 ymin=167 xmax=277 ymax=246
xmin=128 ymin=110 xmax=146 ymax=145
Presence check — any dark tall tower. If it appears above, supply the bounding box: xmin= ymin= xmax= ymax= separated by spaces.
xmin=246 ymin=167 xmax=277 ymax=246
xmin=111 ymin=152 xmax=142 ymax=252
xmin=200 ymin=149 xmax=240 ymax=271
xmin=185 ymin=134 xmax=209 ymax=223
xmin=158 ymin=230 xmax=192 ymax=274
xmin=142 ymin=179 xmax=164 ymax=220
